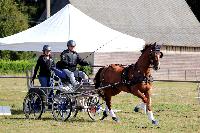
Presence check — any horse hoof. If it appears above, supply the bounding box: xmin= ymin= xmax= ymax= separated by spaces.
xmin=100 ymin=111 xmax=108 ymax=120
xmin=152 ymin=120 xmax=159 ymax=125
xmin=112 ymin=117 xmax=119 ymax=122
xmin=134 ymin=107 xmax=139 ymax=112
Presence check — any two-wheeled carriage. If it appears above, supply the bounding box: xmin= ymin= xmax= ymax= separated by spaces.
xmin=23 ymin=68 xmax=105 ymax=121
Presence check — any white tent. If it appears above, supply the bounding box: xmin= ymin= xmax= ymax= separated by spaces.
xmin=0 ymin=4 xmax=145 ymax=52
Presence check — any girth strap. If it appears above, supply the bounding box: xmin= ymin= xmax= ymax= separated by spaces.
xmin=121 ymin=64 xmax=135 ymax=84
xmin=128 ymin=75 xmax=153 ymax=85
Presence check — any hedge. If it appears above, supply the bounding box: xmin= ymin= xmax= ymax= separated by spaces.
xmin=0 ymin=60 xmax=35 ymax=74
xmin=77 ymin=65 xmax=93 ymax=76
xmin=0 ymin=60 xmax=92 ymax=75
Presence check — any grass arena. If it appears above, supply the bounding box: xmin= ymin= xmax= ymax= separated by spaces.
xmin=0 ymin=77 xmax=199 ymax=133
xmin=1 ymin=0 xmax=200 ymax=132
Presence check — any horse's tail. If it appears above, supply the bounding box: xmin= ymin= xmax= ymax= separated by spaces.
xmin=94 ymin=67 xmax=104 ymax=89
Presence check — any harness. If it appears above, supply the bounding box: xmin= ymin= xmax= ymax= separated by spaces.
xmin=99 ymin=64 xmax=153 ymax=90
xmin=121 ymin=63 xmax=153 ymax=86
xmin=96 ymin=44 xmax=163 ymax=91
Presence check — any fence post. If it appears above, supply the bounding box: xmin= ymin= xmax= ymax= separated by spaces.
xmin=185 ymin=70 xmax=187 ymax=81
xmin=168 ymin=69 xmax=170 ymax=80
xmin=195 ymin=70 xmax=198 ymax=81
xmin=26 ymin=70 xmax=30 ymax=91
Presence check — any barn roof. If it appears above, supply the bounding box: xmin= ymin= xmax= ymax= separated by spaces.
xmin=51 ymin=0 xmax=200 ymax=47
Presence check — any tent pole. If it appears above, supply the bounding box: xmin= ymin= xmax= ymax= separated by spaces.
xmin=46 ymin=0 xmax=51 ymax=19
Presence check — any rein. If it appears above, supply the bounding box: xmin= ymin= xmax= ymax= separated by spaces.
xmin=81 ymin=36 xmax=121 ymax=62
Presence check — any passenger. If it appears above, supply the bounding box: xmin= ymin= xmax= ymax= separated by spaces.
xmin=32 ymin=45 xmax=55 ymax=87
xmin=57 ymin=40 xmax=90 ymax=92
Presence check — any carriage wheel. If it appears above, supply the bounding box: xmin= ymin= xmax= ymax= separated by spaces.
xmin=23 ymin=92 xmax=44 ymax=119
xmin=52 ymin=95 xmax=72 ymax=121
xmin=87 ymin=95 xmax=106 ymax=121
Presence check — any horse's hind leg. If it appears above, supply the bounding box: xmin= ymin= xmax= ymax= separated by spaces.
xmin=100 ymin=96 xmax=110 ymax=120
xmin=100 ymin=105 xmax=109 ymax=120
xmin=106 ymin=96 xmax=119 ymax=122
xmin=101 ymin=96 xmax=119 ymax=122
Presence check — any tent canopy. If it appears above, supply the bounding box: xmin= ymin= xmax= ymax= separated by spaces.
xmin=0 ymin=4 xmax=145 ymax=52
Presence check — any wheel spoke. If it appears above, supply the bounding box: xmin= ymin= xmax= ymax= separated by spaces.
xmin=23 ymin=92 xmax=43 ymax=119
xmin=88 ymin=96 xmax=105 ymax=121
xmin=52 ymin=96 xmax=72 ymax=121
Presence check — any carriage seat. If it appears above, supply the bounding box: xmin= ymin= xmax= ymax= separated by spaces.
xmin=51 ymin=67 xmax=82 ymax=84
xmin=51 ymin=67 xmax=67 ymax=79
xmin=51 ymin=67 xmax=72 ymax=85
xmin=51 ymin=67 xmax=91 ymax=86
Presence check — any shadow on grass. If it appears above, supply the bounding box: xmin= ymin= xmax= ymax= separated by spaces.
xmin=8 ymin=115 xmax=96 ymax=123
xmin=6 ymin=109 xmax=98 ymax=123
xmin=123 ymin=111 xmax=143 ymax=114
xmin=11 ymin=109 xmax=24 ymax=115
xmin=42 ymin=117 xmax=96 ymax=123
xmin=9 ymin=117 xmax=26 ymax=120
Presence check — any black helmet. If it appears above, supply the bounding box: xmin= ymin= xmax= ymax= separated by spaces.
xmin=43 ymin=45 xmax=51 ymax=51
xmin=67 ymin=40 xmax=76 ymax=47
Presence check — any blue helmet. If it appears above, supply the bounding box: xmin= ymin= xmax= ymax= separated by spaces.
xmin=43 ymin=45 xmax=51 ymax=51
xmin=67 ymin=40 xmax=76 ymax=47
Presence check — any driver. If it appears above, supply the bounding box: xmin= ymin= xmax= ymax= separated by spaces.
xmin=57 ymin=40 xmax=90 ymax=92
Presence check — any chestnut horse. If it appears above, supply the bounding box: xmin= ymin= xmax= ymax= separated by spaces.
xmin=94 ymin=43 xmax=163 ymax=125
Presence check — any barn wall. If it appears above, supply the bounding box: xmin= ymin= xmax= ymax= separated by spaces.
xmin=93 ymin=51 xmax=200 ymax=81
xmin=161 ymin=45 xmax=200 ymax=54
xmin=93 ymin=52 xmax=140 ymax=74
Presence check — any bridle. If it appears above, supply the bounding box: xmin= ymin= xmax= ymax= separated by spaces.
xmin=149 ymin=44 xmax=163 ymax=70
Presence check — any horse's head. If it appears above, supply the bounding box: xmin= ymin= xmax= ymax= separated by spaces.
xmin=141 ymin=42 xmax=163 ymax=70
xmin=149 ymin=42 xmax=163 ymax=70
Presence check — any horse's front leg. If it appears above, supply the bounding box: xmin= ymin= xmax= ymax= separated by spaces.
xmin=134 ymin=102 xmax=147 ymax=114
xmin=131 ymin=88 xmax=148 ymax=113
xmin=145 ymin=89 xmax=159 ymax=125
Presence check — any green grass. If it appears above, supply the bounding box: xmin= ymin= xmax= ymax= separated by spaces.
xmin=0 ymin=78 xmax=200 ymax=133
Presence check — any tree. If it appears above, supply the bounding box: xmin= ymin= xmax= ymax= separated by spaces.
xmin=186 ymin=0 xmax=200 ymax=22
xmin=0 ymin=0 xmax=29 ymax=38
xmin=0 ymin=0 xmax=36 ymax=60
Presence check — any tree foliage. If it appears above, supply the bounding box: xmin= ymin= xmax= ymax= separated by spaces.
xmin=186 ymin=0 xmax=200 ymax=22
xmin=0 ymin=0 xmax=29 ymax=38
xmin=0 ymin=0 xmax=38 ymax=60
xmin=15 ymin=0 xmax=46 ymax=26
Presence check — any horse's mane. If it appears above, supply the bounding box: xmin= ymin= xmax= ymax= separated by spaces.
xmin=140 ymin=43 xmax=154 ymax=53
